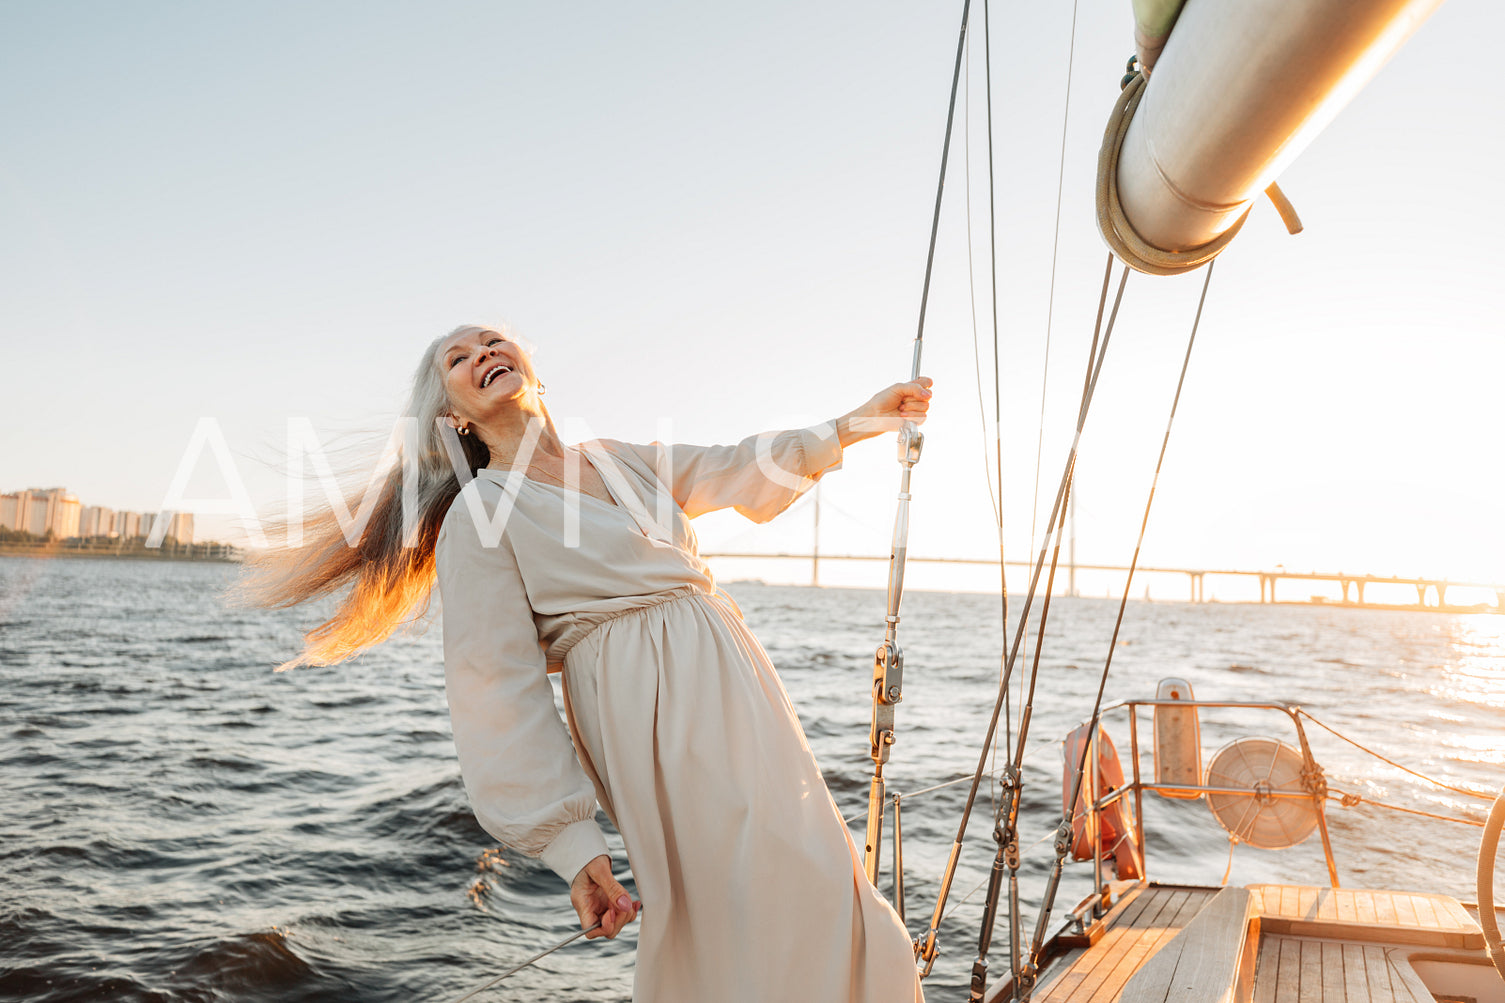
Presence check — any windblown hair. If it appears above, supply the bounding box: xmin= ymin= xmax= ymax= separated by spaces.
xmin=223 ymin=324 xmax=510 ymax=671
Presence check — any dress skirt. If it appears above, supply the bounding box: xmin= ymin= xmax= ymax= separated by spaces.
xmin=559 ymin=589 xmax=924 ymax=1003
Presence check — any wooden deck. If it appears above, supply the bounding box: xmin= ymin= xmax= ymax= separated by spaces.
xmin=1251 ymin=935 xmax=1434 ymax=1003
xmin=1032 ymin=885 xmax=1222 ymax=1003
xmin=1122 ymin=887 xmax=1255 ymax=1003
xmin=1250 ymin=885 xmax=1484 ymax=951
xmin=1010 ymin=882 xmax=1490 ymax=1003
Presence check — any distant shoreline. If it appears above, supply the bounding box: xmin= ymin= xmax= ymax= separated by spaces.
xmin=0 ymin=543 xmax=239 ymax=564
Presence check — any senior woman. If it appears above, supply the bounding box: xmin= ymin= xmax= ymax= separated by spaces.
xmin=235 ymin=324 xmax=932 ymax=1002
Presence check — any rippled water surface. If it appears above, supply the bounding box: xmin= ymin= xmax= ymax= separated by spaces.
xmin=1 ymin=556 xmax=1499 ymax=1001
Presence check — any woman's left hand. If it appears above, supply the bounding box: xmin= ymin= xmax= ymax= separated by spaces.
xmin=569 ymin=854 xmax=641 ymax=940
xmin=837 ymin=377 xmax=934 ymax=446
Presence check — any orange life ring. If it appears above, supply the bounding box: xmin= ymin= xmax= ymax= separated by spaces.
xmin=1062 ymin=723 xmax=1143 ymax=881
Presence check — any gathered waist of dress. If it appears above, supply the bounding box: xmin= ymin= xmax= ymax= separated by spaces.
xmin=543 ymin=585 xmax=744 ymax=667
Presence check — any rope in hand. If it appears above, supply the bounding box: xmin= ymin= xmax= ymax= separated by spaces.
xmin=448 ymin=917 xmax=613 ymax=1003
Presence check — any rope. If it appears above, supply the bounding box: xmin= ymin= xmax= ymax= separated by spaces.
xmin=1095 ymin=71 xmax=1250 ymax=276
xmin=1221 ymin=835 xmax=1238 ymax=887
xmin=448 ymin=921 xmax=604 ymax=1002
xmin=1263 ymin=182 xmax=1303 ymax=235
xmin=1297 ymin=710 xmax=1497 ymax=802
xmin=1328 ymin=789 xmax=1485 ymax=828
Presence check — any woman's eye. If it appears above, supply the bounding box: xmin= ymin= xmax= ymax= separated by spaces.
xmin=487 ymin=338 xmax=503 ymax=346
xmin=449 ymin=354 xmax=465 ymax=368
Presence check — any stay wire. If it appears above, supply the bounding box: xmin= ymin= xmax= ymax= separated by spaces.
xmin=965 ymin=28 xmax=1000 ymax=531
xmin=1042 ymin=260 xmax=1217 ymax=959
xmin=911 ymin=0 xmax=974 ymax=379
xmin=1018 ymin=0 xmax=1084 ymax=767
xmin=841 ymin=741 xmax=1059 ymax=829
xmin=1027 ymin=0 xmax=1083 ymax=587
xmin=982 ymin=0 xmax=1011 ymax=777
xmin=874 ymin=0 xmax=969 ymax=930
xmin=919 ymin=255 xmax=1125 ymax=953
xmin=1008 ymin=262 xmax=1127 ymax=771
xmin=963 ymin=0 xmax=1011 ymax=826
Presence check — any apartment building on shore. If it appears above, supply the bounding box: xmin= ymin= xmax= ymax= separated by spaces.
xmin=0 ymin=487 xmax=193 ymax=545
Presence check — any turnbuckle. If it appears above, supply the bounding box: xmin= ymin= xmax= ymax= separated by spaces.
xmin=995 ymin=764 xmax=1022 ymax=865
xmin=1052 ymin=818 xmax=1073 ymax=859
xmin=870 ymin=641 xmax=904 ymax=763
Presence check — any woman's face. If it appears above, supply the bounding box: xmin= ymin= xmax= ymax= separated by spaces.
xmin=436 ymin=328 xmax=541 ymax=427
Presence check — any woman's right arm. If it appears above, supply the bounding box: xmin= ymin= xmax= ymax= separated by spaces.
xmin=434 ymin=488 xmax=610 ymax=886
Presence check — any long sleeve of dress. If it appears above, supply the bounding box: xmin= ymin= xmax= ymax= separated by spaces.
xmin=434 ymin=486 xmax=610 ymax=884
xmin=610 ymin=421 xmax=844 ymax=523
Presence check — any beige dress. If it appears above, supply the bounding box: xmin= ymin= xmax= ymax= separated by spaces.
xmin=434 ymin=423 xmax=924 ymax=1002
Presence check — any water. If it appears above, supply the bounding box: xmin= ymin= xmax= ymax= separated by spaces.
xmin=1 ymin=557 xmax=1499 ymax=1001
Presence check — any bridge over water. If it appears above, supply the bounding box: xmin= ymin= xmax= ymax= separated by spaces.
xmin=697 ymin=551 xmax=1505 ymax=613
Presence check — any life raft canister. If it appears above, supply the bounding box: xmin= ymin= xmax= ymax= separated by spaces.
xmin=1062 ymin=723 xmax=1143 ymax=881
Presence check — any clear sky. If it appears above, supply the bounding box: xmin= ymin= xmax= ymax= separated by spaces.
xmin=3 ymin=0 xmax=1501 ymax=595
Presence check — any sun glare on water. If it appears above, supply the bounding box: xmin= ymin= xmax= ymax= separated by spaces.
xmin=1435 ymin=614 xmax=1505 ymax=715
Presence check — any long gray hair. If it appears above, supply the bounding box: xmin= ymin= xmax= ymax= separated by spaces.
xmin=224 ymin=324 xmax=512 ymax=670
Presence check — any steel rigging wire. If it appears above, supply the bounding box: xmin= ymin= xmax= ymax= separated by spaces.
xmin=859 ymin=0 xmax=972 ymax=889
xmin=916 ymin=254 xmax=1129 ymax=979
xmin=1019 ymin=261 xmax=1216 ymax=998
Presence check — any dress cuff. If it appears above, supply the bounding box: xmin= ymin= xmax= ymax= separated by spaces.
xmin=538 ymin=818 xmax=611 ymax=885
xmin=799 ymin=421 xmax=844 ymax=476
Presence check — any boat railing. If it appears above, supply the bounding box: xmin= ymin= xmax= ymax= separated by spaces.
xmin=846 ymin=695 xmax=1494 ymax=979
xmin=1086 ymin=698 xmax=1340 ymax=908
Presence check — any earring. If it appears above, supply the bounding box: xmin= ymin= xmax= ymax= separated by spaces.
xmin=456 ymin=423 xmax=470 ymax=436
xmin=537 ymin=382 xmax=547 ymax=396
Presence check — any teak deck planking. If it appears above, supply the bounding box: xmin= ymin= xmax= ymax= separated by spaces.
xmin=1023 ymin=882 xmax=1485 ymax=1003
xmin=1250 ymin=935 xmax=1435 ymax=1003
xmin=1249 ymin=885 xmax=1484 ymax=951
xmin=1034 ymin=886 xmax=1220 ymax=1003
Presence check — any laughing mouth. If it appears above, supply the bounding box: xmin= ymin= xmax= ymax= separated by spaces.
xmin=481 ymin=365 xmax=513 ymax=388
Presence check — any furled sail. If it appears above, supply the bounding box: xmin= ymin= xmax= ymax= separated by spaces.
xmin=1101 ymin=0 xmax=1445 ymax=274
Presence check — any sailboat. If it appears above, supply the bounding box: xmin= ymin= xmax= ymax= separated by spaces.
xmin=850 ymin=0 xmax=1505 ymax=1000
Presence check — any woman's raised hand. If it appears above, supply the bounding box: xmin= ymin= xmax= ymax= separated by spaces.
xmin=837 ymin=377 xmax=934 ymax=446
xmin=570 ymin=854 xmax=641 ymax=939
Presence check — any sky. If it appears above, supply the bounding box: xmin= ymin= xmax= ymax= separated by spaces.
xmin=2 ymin=0 xmax=1502 ymax=597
